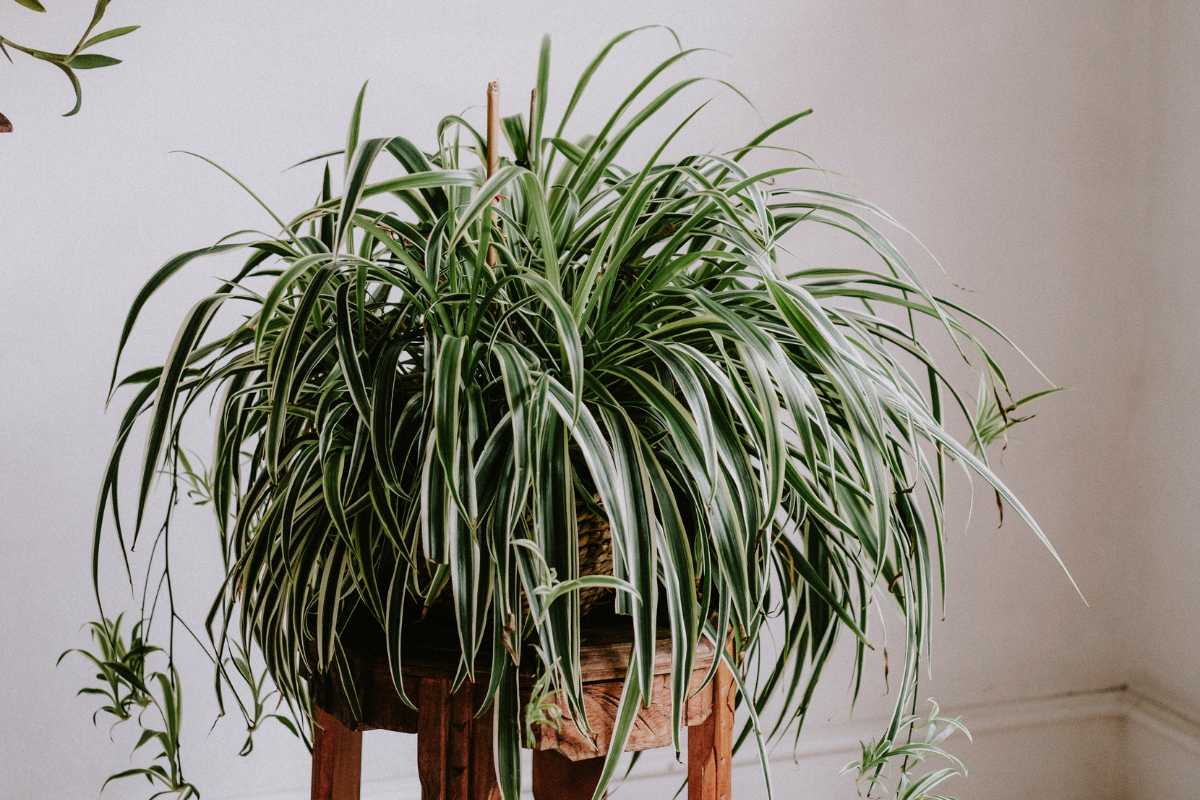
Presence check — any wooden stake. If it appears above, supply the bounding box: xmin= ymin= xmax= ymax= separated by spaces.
xmin=485 ymin=81 xmax=500 ymax=267
xmin=527 ymin=88 xmax=538 ymax=164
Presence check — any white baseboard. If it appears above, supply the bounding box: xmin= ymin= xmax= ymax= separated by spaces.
xmin=1123 ymin=687 xmax=1200 ymax=758
xmin=617 ymin=685 xmax=1139 ymax=797
xmin=221 ymin=685 xmax=1200 ymax=800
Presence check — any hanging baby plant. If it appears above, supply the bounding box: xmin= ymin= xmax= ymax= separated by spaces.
xmin=71 ymin=27 xmax=1071 ymax=799
xmin=1 ymin=0 xmax=137 ymax=122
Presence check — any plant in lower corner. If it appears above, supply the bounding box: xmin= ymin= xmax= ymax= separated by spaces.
xmin=72 ymin=27 xmax=1074 ymax=799
xmin=846 ymin=700 xmax=971 ymax=800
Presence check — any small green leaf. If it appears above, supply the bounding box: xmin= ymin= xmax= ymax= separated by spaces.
xmin=80 ymin=25 xmax=139 ymax=50
xmin=68 ymin=53 xmax=120 ymax=69
xmin=12 ymin=0 xmax=47 ymax=12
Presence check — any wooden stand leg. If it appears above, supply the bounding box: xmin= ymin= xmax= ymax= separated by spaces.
xmin=532 ymin=749 xmax=606 ymax=800
xmin=418 ymin=677 xmax=499 ymax=800
xmin=311 ymin=706 xmax=362 ymax=800
xmin=687 ymin=663 xmax=735 ymax=800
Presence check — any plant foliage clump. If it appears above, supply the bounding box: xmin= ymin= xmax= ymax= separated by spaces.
xmin=77 ymin=28 xmax=1067 ymax=799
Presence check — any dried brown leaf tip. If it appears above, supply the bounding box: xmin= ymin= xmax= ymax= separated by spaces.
xmin=0 ymin=112 xmax=12 ymax=133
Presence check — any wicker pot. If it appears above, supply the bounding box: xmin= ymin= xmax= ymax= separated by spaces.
xmin=573 ymin=501 xmax=615 ymax=614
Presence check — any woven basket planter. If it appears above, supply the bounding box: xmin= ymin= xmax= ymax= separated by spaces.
xmin=572 ymin=500 xmax=616 ymax=613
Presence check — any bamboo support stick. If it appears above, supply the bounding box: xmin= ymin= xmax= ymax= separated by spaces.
xmin=486 ymin=81 xmax=500 ymax=267
xmin=527 ymin=88 xmax=537 ymax=164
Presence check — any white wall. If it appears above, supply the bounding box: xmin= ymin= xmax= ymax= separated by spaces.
xmin=0 ymin=1 xmax=1191 ymax=798
xmin=1128 ymin=0 xmax=1200 ymax=724
xmin=1118 ymin=0 xmax=1200 ymax=786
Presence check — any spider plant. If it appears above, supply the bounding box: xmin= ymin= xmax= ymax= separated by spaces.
xmin=79 ymin=27 xmax=1069 ymax=799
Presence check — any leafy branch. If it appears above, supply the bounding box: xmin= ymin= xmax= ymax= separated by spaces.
xmin=0 ymin=0 xmax=138 ymax=119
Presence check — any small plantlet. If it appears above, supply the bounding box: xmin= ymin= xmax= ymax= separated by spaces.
xmin=845 ymin=700 xmax=971 ymax=800
xmin=61 ymin=617 xmax=200 ymax=799
xmin=524 ymin=665 xmax=566 ymax=749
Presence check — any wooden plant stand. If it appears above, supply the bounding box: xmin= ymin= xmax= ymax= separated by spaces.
xmin=310 ymin=625 xmax=734 ymax=800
